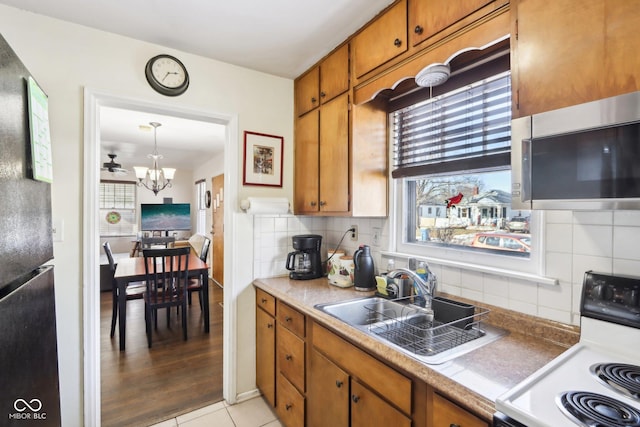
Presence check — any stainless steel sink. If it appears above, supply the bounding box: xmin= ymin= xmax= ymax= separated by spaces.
xmin=315 ymin=296 xmax=506 ymax=365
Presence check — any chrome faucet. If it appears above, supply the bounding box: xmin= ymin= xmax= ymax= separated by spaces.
xmin=387 ymin=266 xmax=437 ymax=308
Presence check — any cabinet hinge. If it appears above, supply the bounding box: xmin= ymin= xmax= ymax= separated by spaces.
xmin=516 ymin=88 xmax=520 ymax=111
xmin=515 ymin=18 xmax=519 ymax=41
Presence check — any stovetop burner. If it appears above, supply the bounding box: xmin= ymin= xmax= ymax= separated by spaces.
xmin=557 ymin=391 xmax=640 ymax=427
xmin=591 ymin=363 xmax=640 ymax=401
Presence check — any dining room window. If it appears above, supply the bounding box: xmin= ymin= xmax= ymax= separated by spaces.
xmin=196 ymin=179 xmax=207 ymax=235
xmin=99 ymin=180 xmax=137 ymax=236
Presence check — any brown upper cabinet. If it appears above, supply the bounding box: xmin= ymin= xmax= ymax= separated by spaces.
xmin=409 ymin=0 xmax=495 ymax=46
xmin=512 ymin=0 xmax=640 ymax=117
xmin=352 ymin=0 xmax=408 ymax=79
xmin=295 ymin=44 xmax=349 ymax=117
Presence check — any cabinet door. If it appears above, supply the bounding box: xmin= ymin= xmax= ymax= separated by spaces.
xmin=294 ymin=110 xmax=320 ymax=214
xmin=320 ymin=44 xmax=349 ymax=104
xmin=513 ymin=0 xmax=640 ymax=117
xmin=352 ymin=0 xmax=407 ymax=78
xmin=308 ymin=350 xmax=349 ymax=427
xmin=351 ymin=379 xmax=412 ymax=427
xmin=256 ymin=308 xmax=275 ymax=407
xmin=409 ymin=0 xmax=493 ymax=46
xmin=319 ymin=93 xmax=349 ymax=213
xmin=296 ymin=67 xmax=320 ymax=116
xmin=431 ymin=392 xmax=489 ymax=427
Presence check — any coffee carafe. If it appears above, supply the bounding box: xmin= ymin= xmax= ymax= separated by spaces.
xmin=286 ymin=234 xmax=323 ymax=280
xmin=353 ymin=244 xmax=376 ymax=291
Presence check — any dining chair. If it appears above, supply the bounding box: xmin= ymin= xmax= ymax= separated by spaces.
xmin=103 ymin=241 xmax=145 ymax=338
xmin=142 ymin=246 xmax=190 ymax=348
xmin=187 ymin=236 xmax=211 ymax=310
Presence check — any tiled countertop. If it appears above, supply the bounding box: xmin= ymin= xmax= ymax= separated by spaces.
xmin=253 ymin=276 xmax=580 ymax=421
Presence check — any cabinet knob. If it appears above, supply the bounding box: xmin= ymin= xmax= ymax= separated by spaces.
xmin=267 ymin=323 xmax=273 ymax=329
xmin=311 ymin=97 xmax=317 ymax=104
xmin=285 ymin=354 xmax=292 ymax=361
xmin=335 ymin=380 xmax=343 ymax=388
xmin=449 ymin=424 xmax=460 ymax=427
xmin=394 ymin=38 xmax=402 ymax=47
xmin=261 ymin=298 xmax=267 ymax=304
xmin=319 ymin=201 xmax=326 ymax=207
xmin=285 ymin=403 xmax=292 ymax=411
xmin=310 ymin=201 xmax=317 ymax=207
xmin=414 ymin=25 xmax=424 ymax=35
xmin=352 ymin=395 xmax=360 ymax=403
xmin=320 ymin=91 xmax=326 ymax=98
xmin=285 ymin=316 xmax=292 ymax=322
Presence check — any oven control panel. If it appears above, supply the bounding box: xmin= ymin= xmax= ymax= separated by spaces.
xmin=581 ymin=271 xmax=640 ymax=329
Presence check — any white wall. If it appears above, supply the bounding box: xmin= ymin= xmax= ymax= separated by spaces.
xmin=193 ymin=151 xmax=225 ymax=239
xmin=0 ymin=5 xmax=293 ymax=425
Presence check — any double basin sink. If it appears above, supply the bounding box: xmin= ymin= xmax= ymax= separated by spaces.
xmin=315 ymin=295 xmax=506 ymax=365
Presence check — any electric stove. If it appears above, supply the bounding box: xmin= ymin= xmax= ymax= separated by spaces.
xmin=494 ymin=271 xmax=640 ymax=427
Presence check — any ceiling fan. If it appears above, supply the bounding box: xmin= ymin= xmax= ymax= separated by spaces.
xmin=101 ymin=154 xmax=128 ymax=175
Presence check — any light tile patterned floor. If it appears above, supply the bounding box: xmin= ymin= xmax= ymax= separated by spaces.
xmin=148 ymin=396 xmax=282 ymax=427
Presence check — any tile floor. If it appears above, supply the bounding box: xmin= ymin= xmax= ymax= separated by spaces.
xmin=149 ymin=396 xmax=282 ymax=427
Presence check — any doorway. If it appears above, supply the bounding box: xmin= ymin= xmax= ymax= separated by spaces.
xmin=83 ymin=90 xmax=239 ymax=426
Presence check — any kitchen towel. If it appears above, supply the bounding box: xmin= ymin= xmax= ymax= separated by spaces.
xmin=240 ymin=197 xmax=289 ymax=214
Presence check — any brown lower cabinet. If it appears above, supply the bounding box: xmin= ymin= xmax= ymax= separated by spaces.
xmin=309 ymin=349 xmax=411 ymax=427
xmin=255 ymin=288 xmax=490 ymax=427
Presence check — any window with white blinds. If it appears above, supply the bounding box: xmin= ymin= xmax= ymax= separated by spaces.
xmin=392 ymin=71 xmax=511 ymax=178
xmin=99 ymin=181 xmax=137 ymax=236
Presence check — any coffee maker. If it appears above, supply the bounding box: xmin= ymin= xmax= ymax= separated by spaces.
xmin=286 ymin=234 xmax=323 ymax=280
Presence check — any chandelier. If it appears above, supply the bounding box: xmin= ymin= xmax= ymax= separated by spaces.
xmin=133 ymin=122 xmax=176 ymax=195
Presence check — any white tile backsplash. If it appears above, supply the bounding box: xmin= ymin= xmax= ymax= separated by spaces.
xmin=251 ymin=210 xmax=639 ymax=327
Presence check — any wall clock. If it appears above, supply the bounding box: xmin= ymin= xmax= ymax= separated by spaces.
xmin=145 ymin=54 xmax=190 ymax=96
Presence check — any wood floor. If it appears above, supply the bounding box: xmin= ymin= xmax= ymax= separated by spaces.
xmin=100 ymin=281 xmax=224 ymax=427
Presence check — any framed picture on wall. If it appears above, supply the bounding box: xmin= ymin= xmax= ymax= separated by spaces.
xmin=242 ymin=131 xmax=283 ymax=187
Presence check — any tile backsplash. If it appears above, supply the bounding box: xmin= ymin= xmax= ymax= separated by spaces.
xmin=252 ymin=210 xmax=640 ymax=326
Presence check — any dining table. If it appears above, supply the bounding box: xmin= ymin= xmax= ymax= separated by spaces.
xmin=113 ymin=253 xmax=209 ymax=351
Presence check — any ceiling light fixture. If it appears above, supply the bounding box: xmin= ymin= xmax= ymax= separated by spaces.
xmin=415 ymin=63 xmax=451 ymax=88
xmin=133 ymin=122 xmax=176 ymax=196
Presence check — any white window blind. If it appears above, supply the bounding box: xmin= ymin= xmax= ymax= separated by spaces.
xmin=392 ymin=71 xmax=511 ymax=178
xmin=99 ymin=181 xmax=137 ymax=236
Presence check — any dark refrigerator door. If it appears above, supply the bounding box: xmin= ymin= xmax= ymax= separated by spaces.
xmin=0 ymin=33 xmax=53 ymax=286
xmin=0 ymin=266 xmax=61 ymax=426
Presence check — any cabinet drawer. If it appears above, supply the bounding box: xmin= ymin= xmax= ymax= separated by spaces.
xmin=312 ymin=322 xmax=412 ymax=416
xmin=256 ymin=288 xmax=276 ymax=317
xmin=276 ymin=373 xmax=305 ymax=427
xmin=432 ymin=392 xmax=489 ymax=427
xmin=277 ymin=326 xmax=305 ymax=393
xmin=278 ymin=301 xmax=306 ymax=338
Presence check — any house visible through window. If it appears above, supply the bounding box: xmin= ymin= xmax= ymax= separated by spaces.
xmin=99 ymin=180 xmax=137 ymax=236
xmin=392 ymin=61 xmax=532 ymax=259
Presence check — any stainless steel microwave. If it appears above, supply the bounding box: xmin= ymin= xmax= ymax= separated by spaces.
xmin=511 ymin=91 xmax=640 ymax=210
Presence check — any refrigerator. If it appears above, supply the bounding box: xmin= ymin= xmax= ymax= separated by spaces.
xmin=0 ymin=33 xmax=62 ymax=426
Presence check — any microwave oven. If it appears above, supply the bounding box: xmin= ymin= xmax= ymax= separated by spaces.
xmin=511 ymin=90 xmax=640 ymax=210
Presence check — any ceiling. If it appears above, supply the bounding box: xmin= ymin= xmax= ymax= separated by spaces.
xmin=99 ymin=107 xmax=227 ymax=172
xmin=1 ymin=0 xmax=395 ymax=174
xmin=0 ymin=0 xmax=394 ymax=79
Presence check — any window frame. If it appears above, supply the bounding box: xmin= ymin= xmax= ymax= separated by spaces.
xmin=386 ymin=60 xmax=545 ymax=276
xmin=195 ymin=179 xmax=207 ymax=236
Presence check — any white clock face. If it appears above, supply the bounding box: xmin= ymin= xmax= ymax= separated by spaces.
xmin=151 ymin=57 xmax=187 ymax=89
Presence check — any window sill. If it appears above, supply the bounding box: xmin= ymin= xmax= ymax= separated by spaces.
xmin=381 ymin=250 xmax=558 ymax=286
